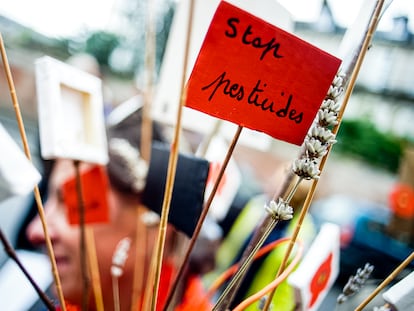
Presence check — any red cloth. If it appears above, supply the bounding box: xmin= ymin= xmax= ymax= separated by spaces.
xmin=174 ymin=275 xmax=213 ymax=311
xmin=55 ymin=262 xmax=212 ymax=311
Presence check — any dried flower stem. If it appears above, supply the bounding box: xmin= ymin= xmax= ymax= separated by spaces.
xmin=146 ymin=1 xmax=196 ymax=310
xmin=112 ymin=238 xmax=132 ymax=311
xmin=355 ymin=251 xmax=414 ymax=311
xmin=262 ymin=168 xmax=323 ymax=311
xmin=337 ymin=263 xmax=375 ymax=304
xmin=232 ymin=240 xmax=304 ymax=311
xmin=262 ymin=93 xmax=344 ymax=309
xmin=261 ymin=2 xmax=387 ymax=310
xmin=162 ymin=125 xmax=243 ymax=311
xmin=212 ymin=216 xmax=279 ymax=311
xmin=112 ymin=274 xmax=121 ymax=311
xmin=0 ymin=32 xmax=66 ymax=311
xmin=0 ymin=228 xmax=56 ymax=310
xmin=212 ymin=178 xmax=298 ymax=310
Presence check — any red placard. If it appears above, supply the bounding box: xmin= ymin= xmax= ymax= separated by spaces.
xmin=62 ymin=165 xmax=110 ymax=225
xmin=185 ymin=1 xmax=341 ymax=145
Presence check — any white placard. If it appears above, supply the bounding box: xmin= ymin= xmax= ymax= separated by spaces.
xmin=0 ymin=123 xmax=41 ymax=202
xmin=383 ymin=271 xmax=414 ymax=310
xmin=288 ymin=223 xmax=341 ymax=311
xmin=35 ymin=56 xmax=108 ymax=164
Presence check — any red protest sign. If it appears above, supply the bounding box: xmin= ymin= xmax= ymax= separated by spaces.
xmin=62 ymin=165 xmax=110 ymax=225
xmin=185 ymin=1 xmax=341 ymax=145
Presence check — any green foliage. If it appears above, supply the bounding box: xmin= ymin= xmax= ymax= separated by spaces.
xmin=85 ymin=31 xmax=119 ymax=67
xmin=334 ymin=119 xmax=406 ymax=172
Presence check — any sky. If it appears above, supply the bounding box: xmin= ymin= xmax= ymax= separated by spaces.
xmin=0 ymin=0 xmax=412 ymax=37
xmin=0 ymin=0 xmax=119 ymax=37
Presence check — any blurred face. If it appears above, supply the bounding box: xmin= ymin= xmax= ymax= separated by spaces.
xmin=26 ymin=159 xmax=139 ymax=310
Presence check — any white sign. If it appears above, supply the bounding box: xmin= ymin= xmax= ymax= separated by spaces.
xmin=35 ymin=56 xmax=108 ymax=164
xmin=288 ymin=223 xmax=341 ymax=311
xmin=0 ymin=123 xmax=41 ymax=202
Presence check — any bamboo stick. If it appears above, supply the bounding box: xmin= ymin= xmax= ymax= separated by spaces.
xmin=131 ymin=0 xmax=156 ymax=308
xmin=86 ymin=228 xmax=104 ymax=311
xmin=0 ymin=32 xmax=66 ymax=311
xmin=146 ymin=0 xmax=196 ymax=309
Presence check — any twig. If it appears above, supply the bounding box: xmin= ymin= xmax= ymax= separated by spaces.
xmin=0 ymin=32 xmax=66 ymax=311
xmin=355 ymin=251 xmax=414 ymax=311
xmin=163 ymin=125 xmax=243 ymax=310
xmin=0 ymin=228 xmax=56 ymax=310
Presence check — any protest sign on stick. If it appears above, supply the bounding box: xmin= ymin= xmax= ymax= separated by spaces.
xmin=185 ymin=1 xmax=341 ymax=146
xmin=35 ymin=55 xmax=109 ymax=310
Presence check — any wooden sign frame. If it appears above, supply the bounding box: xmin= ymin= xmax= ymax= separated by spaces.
xmin=35 ymin=56 xmax=108 ymax=164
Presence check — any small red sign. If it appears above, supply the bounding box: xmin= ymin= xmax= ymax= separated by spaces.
xmin=62 ymin=165 xmax=110 ymax=225
xmin=185 ymin=1 xmax=341 ymax=145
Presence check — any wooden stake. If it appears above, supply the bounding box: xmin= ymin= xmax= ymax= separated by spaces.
xmin=0 ymin=32 xmax=66 ymax=311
